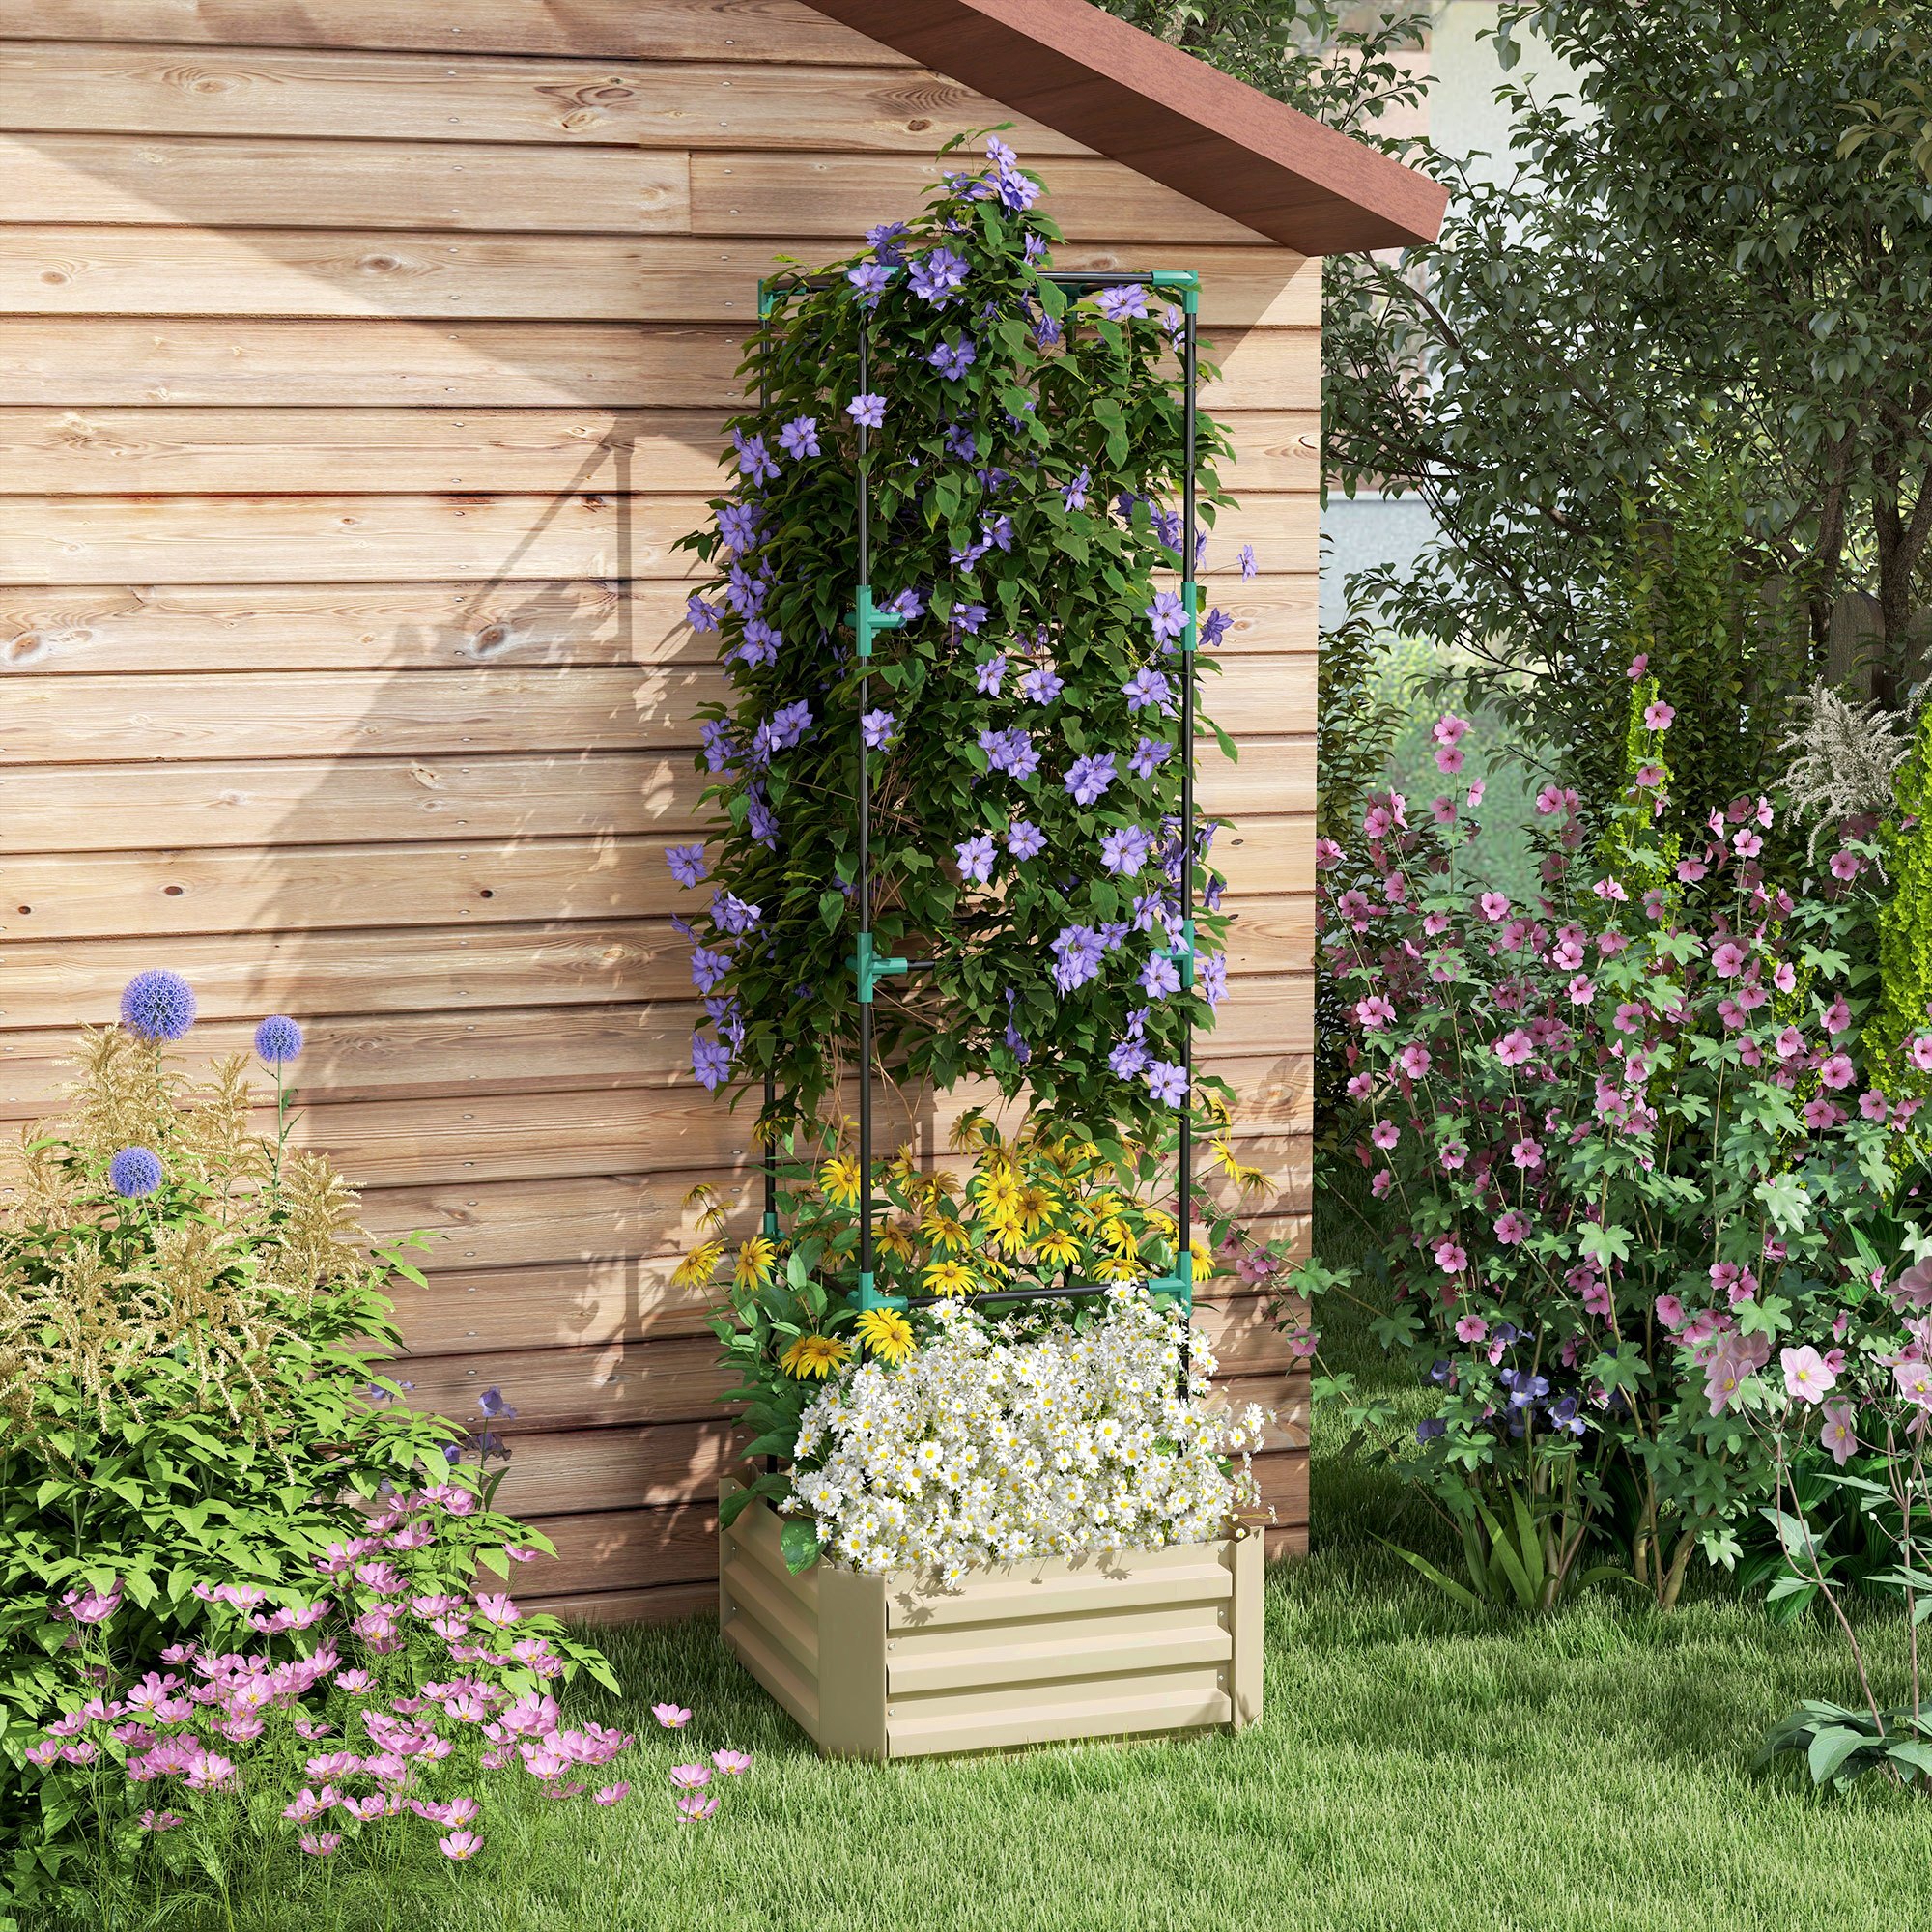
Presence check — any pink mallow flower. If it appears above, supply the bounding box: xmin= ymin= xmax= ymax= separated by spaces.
xmin=1817 ymin=1054 xmax=1855 ymax=1091
xmin=1781 ymin=1346 xmax=1836 ymax=1406
xmin=1434 ymin=1240 xmax=1467 ymax=1275
xmin=1493 ymin=1212 xmax=1531 ymax=1246
xmin=1820 ymin=1402 xmax=1858 ymax=1467
xmin=1454 ymin=1316 xmax=1488 ymax=1345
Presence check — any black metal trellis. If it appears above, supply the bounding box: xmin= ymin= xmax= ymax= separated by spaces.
xmin=752 ymin=265 xmax=1206 ymax=1327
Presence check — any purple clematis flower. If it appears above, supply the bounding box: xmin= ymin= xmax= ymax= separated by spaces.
xmin=846 ymin=393 xmax=886 ymax=429
xmin=667 ymin=844 xmax=707 ymax=890
xmin=1018 ymin=667 xmax=1064 ymax=705
xmin=1101 ymin=826 xmax=1153 ymax=877
xmin=1144 ymin=591 xmax=1187 ymax=642
xmin=1095 ymin=284 xmax=1149 ymax=323
xmin=909 ymin=246 xmax=969 ymax=302
xmin=692 ymin=1036 xmax=732 ymax=1092
xmin=1051 ymin=924 xmax=1106 ymax=993
xmin=1006 ymin=818 xmax=1046 ymax=860
xmin=1145 ymin=1059 xmax=1188 ymax=1106
xmin=1129 ymin=735 xmax=1172 ymax=780
xmin=976 ymin=654 xmax=1008 ymax=696
xmin=778 ymin=415 xmax=820 ymax=459
xmin=1140 ymin=953 xmax=1181 ymax=999
xmin=1065 ymin=753 xmax=1117 ymax=807
xmin=847 ymin=262 xmax=894 ymax=302
xmin=928 ymin=337 xmax=977 ymax=381
xmin=1123 ymin=667 xmax=1175 ymax=715
xmin=955 ymin=835 xmax=996 ymax=884
xmin=861 ymin=709 xmax=895 ymax=750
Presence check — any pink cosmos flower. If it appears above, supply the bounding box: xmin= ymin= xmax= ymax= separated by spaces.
xmin=472 ymin=1594 xmax=519 ymax=1628
xmin=712 ymin=1749 xmax=753 ymax=1775
xmin=1643 ymin=701 xmax=1674 ymax=730
xmin=1818 ymin=1054 xmax=1855 ymax=1090
xmin=1781 ymin=1347 xmax=1835 ymax=1406
xmin=298 ymin=1833 xmax=344 ymax=1857
xmin=669 ymin=1764 xmax=713 ymax=1790
xmin=1820 ymin=1401 xmax=1858 ymax=1467
xmin=439 ymin=1831 xmax=484 ymax=1861
xmin=594 ymin=1784 xmax=631 ymax=1804
xmin=139 ymin=1810 xmax=184 ymax=1833
xmin=653 ymin=1703 xmax=693 ymax=1730
xmin=676 ymin=1792 xmax=721 ymax=1823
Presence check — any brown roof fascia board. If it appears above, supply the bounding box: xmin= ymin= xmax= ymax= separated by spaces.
xmin=806 ymin=0 xmax=1447 ymax=254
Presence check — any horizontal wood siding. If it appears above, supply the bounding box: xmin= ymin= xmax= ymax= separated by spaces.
xmin=0 ymin=0 xmax=1316 ymax=1617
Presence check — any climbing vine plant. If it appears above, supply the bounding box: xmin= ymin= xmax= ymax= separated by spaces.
xmin=671 ymin=135 xmax=1248 ymax=1142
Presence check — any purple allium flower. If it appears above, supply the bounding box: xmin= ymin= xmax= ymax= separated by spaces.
xmin=778 ymin=415 xmax=820 ymax=460
xmin=952 ymin=602 xmax=988 ymax=636
xmin=846 ymin=261 xmax=894 ymax=302
xmin=1201 ymin=607 xmax=1233 ymax=649
xmin=908 ymin=246 xmax=969 ymax=302
xmin=976 ymin=653 xmax=1008 ymax=696
xmin=928 ymin=337 xmax=977 ymax=382
xmin=1239 ymin=544 xmax=1257 ymax=580
xmin=1062 ymin=467 xmax=1090 ymax=511
xmin=478 ymin=1387 xmax=518 ymax=1421
xmin=846 ymin=393 xmax=886 ymax=430
xmin=1064 ymin=753 xmax=1117 ymax=807
xmin=1145 ymin=1059 xmax=1188 ymax=1107
xmin=1101 ymin=826 xmax=1152 ymax=877
xmin=1140 ymin=953 xmax=1181 ymax=999
xmin=685 ymin=593 xmax=722 ymax=634
xmin=1018 ymin=667 xmax=1064 ymax=704
xmin=768 ymin=699 xmax=812 ymax=750
xmin=1051 ymin=924 xmax=1106 ymax=993
xmin=690 ymin=946 xmax=731 ymax=995
xmin=1122 ymin=667 xmax=1175 ymax=714
xmin=253 ymin=1015 xmax=303 ymax=1065
xmin=666 ymin=844 xmax=707 ymax=891
xmin=865 ymin=221 xmax=909 ymax=262
xmin=1129 ymin=735 xmax=1172 ymax=780
xmin=1144 ymin=592 xmax=1187 ymax=642
xmin=861 ymin=709 xmax=895 ymax=750
xmin=1095 ymin=284 xmax=1150 ymax=323
xmin=692 ymin=1036 xmax=731 ymax=1092
xmin=1007 ymin=818 xmax=1046 ymax=860
xmin=108 ymin=1146 xmax=162 ymax=1200
xmin=120 ymin=970 xmax=197 ymax=1043
xmin=955 ymin=835 xmax=996 ymax=884
xmin=709 ymin=890 xmax=761 ymax=936
xmin=716 ymin=501 xmax=761 ymax=553
xmin=732 ymin=430 xmax=779 ymax=485
xmin=1108 ymin=1038 xmax=1149 ymax=1078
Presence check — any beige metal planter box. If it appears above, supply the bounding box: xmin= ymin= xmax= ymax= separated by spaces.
xmin=718 ymin=1483 xmax=1264 ymax=1759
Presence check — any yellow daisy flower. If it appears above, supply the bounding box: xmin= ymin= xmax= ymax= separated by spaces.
xmin=672 ymin=1238 xmax=726 ymax=1289
xmin=1099 ymin=1217 xmax=1139 ymax=1257
xmin=1033 ymin=1229 xmax=1081 ymax=1268
xmin=921 ymin=1211 xmax=970 ymax=1254
xmin=1018 ymin=1184 xmax=1058 ymax=1234
xmin=1092 ymin=1252 xmax=1141 ymax=1283
xmin=923 ymin=1259 xmax=976 ymax=1297
xmin=855 ymin=1307 xmax=915 ymax=1365
xmin=1144 ymin=1207 xmax=1179 ymax=1240
xmin=985 ymin=1219 xmax=1029 ymax=1257
xmin=780 ymin=1333 xmax=852 ymax=1379
xmin=875 ymin=1221 xmax=916 ymax=1261
xmin=732 ymin=1236 xmax=776 ymax=1289
xmin=1190 ymin=1236 xmax=1216 ymax=1276
xmin=818 ymin=1155 xmax=861 ymax=1208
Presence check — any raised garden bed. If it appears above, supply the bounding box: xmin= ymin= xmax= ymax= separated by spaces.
xmin=718 ymin=1483 xmax=1263 ymax=1759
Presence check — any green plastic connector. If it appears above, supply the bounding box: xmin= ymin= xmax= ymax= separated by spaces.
xmin=1168 ymin=916 xmax=1198 ymax=991
xmin=757 ymin=279 xmax=780 ymax=319
xmin=847 ymin=930 xmax=908 ymax=1005
xmin=1179 ymin=579 xmax=1199 ymax=656
xmin=761 ymin=1210 xmax=781 ymax=1238
xmin=856 ymin=1269 xmax=907 ymax=1313
xmin=1149 ymin=1249 xmax=1195 ymax=1311
xmin=1150 ymin=268 xmax=1201 ymax=316
xmin=850 ymin=583 xmax=905 ymax=661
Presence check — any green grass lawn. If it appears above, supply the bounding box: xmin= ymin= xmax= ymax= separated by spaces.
xmin=56 ymin=1212 xmax=1932 ymax=1932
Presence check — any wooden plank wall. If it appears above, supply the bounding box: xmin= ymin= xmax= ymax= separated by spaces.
xmin=0 ymin=0 xmax=1316 ymax=1621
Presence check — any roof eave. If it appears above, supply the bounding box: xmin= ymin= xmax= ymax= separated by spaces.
xmin=806 ymin=0 xmax=1447 ymax=255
